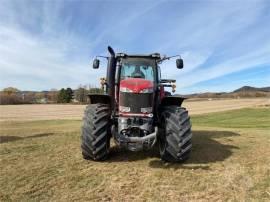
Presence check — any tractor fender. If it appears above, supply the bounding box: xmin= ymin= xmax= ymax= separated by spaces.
xmin=88 ymin=94 xmax=111 ymax=105
xmin=160 ymin=96 xmax=187 ymax=107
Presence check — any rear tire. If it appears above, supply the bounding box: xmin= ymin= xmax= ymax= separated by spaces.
xmin=81 ymin=104 xmax=111 ymax=161
xmin=158 ymin=106 xmax=192 ymax=162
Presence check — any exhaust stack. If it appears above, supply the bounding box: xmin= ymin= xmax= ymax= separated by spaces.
xmin=106 ymin=46 xmax=116 ymax=105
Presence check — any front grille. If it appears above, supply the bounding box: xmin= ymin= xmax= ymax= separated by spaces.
xmin=119 ymin=92 xmax=153 ymax=113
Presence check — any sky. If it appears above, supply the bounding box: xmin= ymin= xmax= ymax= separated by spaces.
xmin=0 ymin=0 xmax=269 ymax=94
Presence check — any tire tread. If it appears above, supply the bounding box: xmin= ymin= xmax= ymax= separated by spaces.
xmin=81 ymin=104 xmax=110 ymax=161
xmin=159 ymin=106 xmax=192 ymax=162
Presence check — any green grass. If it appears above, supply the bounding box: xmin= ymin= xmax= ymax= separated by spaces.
xmin=0 ymin=107 xmax=270 ymax=201
xmin=191 ymin=108 xmax=270 ymax=128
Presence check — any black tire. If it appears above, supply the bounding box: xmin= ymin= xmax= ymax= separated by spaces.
xmin=158 ymin=106 xmax=192 ymax=162
xmin=81 ymin=104 xmax=111 ymax=161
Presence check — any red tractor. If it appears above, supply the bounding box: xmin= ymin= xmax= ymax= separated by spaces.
xmin=81 ymin=46 xmax=192 ymax=162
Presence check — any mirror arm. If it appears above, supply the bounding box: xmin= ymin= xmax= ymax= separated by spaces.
xmin=96 ymin=56 xmax=109 ymax=60
xmin=158 ymin=55 xmax=181 ymax=63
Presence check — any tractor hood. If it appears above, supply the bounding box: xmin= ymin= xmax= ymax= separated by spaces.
xmin=120 ymin=78 xmax=154 ymax=93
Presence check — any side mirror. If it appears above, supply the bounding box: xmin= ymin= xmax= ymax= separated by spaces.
xmin=93 ymin=59 xmax=100 ymax=69
xmin=176 ymin=58 xmax=184 ymax=69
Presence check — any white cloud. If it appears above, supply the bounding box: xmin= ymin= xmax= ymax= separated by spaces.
xmin=176 ymin=43 xmax=270 ymax=89
xmin=0 ymin=0 xmax=269 ymax=92
xmin=0 ymin=25 xmax=104 ymax=90
xmin=0 ymin=1 xmax=166 ymax=90
xmin=157 ymin=0 xmax=270 ymax=92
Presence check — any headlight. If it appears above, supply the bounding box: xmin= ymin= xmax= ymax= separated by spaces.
xmin=140 ymin=88 xmax=153 ymax=93
xmin=141 ymin=107 xmax=152 ymax=113
xmin=120 ymin=87 xmax=133 ymax=92
xmin=119 ymin=106 xmax=130 ymax=112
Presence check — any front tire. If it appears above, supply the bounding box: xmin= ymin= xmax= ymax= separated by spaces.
xmin=158 ymin=106 xmax=192 ymax=162
xmin=81 ymin=104 xmax=111 ymax=161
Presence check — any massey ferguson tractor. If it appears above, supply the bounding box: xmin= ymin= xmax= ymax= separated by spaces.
xmin=81 ymin=46 xmax=192 ymax=162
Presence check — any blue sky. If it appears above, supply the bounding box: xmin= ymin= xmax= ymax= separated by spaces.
xmin=0 ymin=0 xmax=269 ymax=93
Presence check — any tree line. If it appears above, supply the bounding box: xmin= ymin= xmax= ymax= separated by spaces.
xmin=0 ymin=85 xmax=103 ymax=105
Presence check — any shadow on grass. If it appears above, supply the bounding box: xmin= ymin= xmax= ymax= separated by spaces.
xmin=148 ymin=130 xmax=239 ymax=170
xmin=0 ymin=133 xmax=54 ymax=144
xmin=107 ymin=146 xmax=159 ymax=162
xmin=106 ymin=130 xmax=239 ymax=169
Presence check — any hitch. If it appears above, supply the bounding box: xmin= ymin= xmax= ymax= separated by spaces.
xmin=123 ymin=128 xmax=157 ymax=143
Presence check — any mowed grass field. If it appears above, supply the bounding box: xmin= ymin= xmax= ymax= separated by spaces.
xmin=0 ymin=106 xmax=270 ymax=201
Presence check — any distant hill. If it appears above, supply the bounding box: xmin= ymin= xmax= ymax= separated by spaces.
xmin=233 ymin=86 xmax=270 ymax=93
xmin=184 ymin=86 xmax=270 ymax=99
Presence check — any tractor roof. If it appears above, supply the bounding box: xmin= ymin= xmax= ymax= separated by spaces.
xmin=116 ymin=53 xmax=161 ymax=60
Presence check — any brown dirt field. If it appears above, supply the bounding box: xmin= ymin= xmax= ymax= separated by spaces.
xmin=183 ymin=98 xmax=270 ymax=115
xmin=0 ymin=98 xmax=269 ymax=121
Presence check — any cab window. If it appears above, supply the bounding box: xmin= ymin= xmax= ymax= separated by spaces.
xmin=120 ymin=64 xmax=154 ymax=81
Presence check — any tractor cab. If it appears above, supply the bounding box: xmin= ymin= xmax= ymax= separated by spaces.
xmin=116 ymin=55 xmax=158 ymax=118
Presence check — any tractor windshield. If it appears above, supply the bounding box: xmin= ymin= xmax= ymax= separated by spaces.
xmin=120 ymin=59 xmax=155 ymax=81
